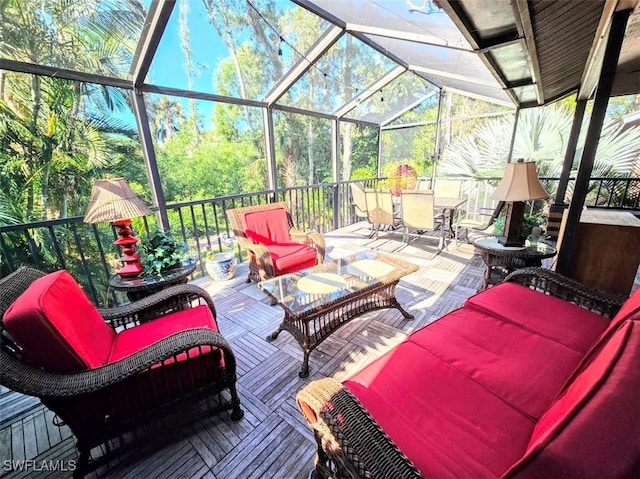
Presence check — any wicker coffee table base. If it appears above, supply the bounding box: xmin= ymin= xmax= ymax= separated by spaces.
xmin=267 ymin=281 xmax=413 ymax=378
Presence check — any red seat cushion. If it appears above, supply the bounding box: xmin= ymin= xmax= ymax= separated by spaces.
xmin=244 ymin=207 xmax=291 ymax=245
xmin=109 ymin=304 xmax=219 ymax=363
xmin=504 ymin=320 xmax=640 ymax=479
xmin=344 ymin=341 xmax=534 ymax=478
xmin=408 ymin=307 xmax=584 ymax=419
xmin=465 ymin=283 xmax=609 ymax=353
xmin=3 ymin=270 xmax=116 ymax=371
xmin=266 ymin=243 xmax=318 ymax=274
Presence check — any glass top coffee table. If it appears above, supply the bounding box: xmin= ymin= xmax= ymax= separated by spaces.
xmin=259 ymin=250 xmax=419 ymax=377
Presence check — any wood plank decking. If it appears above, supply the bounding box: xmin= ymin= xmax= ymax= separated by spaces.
xmin=0 ymin=224 xmax=539 ymax=479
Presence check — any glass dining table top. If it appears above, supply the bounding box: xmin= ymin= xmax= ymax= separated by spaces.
xmin=258 ymin=250 xmax=419 ymax=317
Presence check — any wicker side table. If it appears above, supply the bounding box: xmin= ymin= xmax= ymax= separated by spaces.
xmin=109 ymin=261 xmax=197 ymax=302
xmin=473 ymin=237 xmax=557 ymax=290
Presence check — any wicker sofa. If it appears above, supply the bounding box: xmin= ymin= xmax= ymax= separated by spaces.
xmin=297 ymin=268 xmax=640 ymax=479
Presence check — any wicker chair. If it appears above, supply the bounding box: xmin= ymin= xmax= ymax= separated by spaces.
xmin=226 ymin=202 xmax=325 ymax=283
xmin=0 ymin=267 xmax=243 ymax=477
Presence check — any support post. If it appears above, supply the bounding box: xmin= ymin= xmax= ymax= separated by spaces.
xmin=507 ymin=107 xmax=520 ymax=162
xmin=131 ymin=89 xmax=169 ymax=230
xmin=555 ymin=8 xmax=631 ymax=275
xmin=332 ymin=118 xmax=340 ymax=230
xmin=431 ymin=89 xmax=445 ymax=187
xmin=263 ymin=106 xmax=278 ymax=202
xmin=547 ymin=99 xmax=587 ymax=241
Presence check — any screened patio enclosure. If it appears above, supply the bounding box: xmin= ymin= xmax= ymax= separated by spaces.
xmin=1 ymin=0 xmax=639 ymax=288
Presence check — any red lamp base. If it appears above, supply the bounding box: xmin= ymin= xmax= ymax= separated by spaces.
xmin=112 ymin=219 xmax=143 ymax=277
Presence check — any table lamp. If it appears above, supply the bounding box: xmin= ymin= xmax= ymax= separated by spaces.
xmin=83 ymin=178 xmax=153 ymax=277
xmin=490 ymin=160 xmax=549 ymax=247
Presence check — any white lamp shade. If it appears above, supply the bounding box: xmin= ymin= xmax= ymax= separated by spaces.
xmin=83 ymin=178 xmax=152 ymax=224
xmin=490 ymin=161 xmax=549 ymax=202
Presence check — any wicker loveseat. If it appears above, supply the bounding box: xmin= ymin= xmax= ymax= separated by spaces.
xmin=297 ymin=268 xmax=639 ymax=479
xmin=226 ymin=201 xmax=325 ymax=283
xmin=0 ymin=267 xmax=243 ymax=477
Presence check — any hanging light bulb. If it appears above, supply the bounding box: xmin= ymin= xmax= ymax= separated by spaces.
xmin=322 ymin=73 xmax=328 ymax=95
xmin=380 ymin=89 xmax=384 ymax=102
xmin=278 ymin=36 xmax=284 ymax=56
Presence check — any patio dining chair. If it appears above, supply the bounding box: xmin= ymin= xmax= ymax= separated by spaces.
xmin=364 ymin=188 xmax=401 ymax=239
xmin=400 ymin=190 xmax=446 ymax=247
xmin=349 ymin=182 xmax=374 ymax=237
xmin=226 ymin=201 xmax=325 ymax=283
xmin=0 ymin=267 xmax=243 ymax=477
xmin=454 ymin=201 xmax=505 ymax=248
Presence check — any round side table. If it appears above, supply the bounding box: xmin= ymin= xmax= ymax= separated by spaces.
xmin=473 ymin=237 xmax=557 ymax=290
xmin=109 ymin=261 xmax=197 ymax=302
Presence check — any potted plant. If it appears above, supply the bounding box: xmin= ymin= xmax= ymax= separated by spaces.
xmin=139 ymin=230 xmax=190 ymax=276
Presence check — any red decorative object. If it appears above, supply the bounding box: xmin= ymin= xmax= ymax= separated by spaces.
xmin=112 ymin=219 xmax=144 ymax=277
xmin=83 ymin=178 xmax=152 ymax=277
xmin=388 ymin=164 xmax=418 ymax=196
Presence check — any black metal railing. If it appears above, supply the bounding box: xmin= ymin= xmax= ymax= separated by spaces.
xmin=1 ymin=176 xmax=638 ymax=306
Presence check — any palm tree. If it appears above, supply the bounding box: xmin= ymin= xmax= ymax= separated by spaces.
xmin=148 ymin=97 xmax=184 ymax=143
xmin=0 ymin=0 xmax=145 ymax=220
xmin=438 ymin=105 xmax=640 ymax=179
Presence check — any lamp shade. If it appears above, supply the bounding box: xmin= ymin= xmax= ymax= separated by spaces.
xmin=83 ymin=178 xmax=152 ymax=224
xmin=490 ymin=161 xmax=549 ymax=202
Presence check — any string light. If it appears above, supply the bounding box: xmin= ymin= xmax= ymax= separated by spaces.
xmin=380 ymin=89 xmax=384 ymax=102
xmin=246 ymin=0 xmax=393 ymax=97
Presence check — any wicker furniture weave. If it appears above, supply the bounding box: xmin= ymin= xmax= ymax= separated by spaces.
xmin=473 ymin=236 xmax=557 ymax=290
xmin=0 ymin=267 xmax=243 ymax=477
xmin=259 ymin=251 xmax=419 ymax=378
xmin=295 ymin=267 xmax=628 ymax=479
xmin=226 ymin=201 xmax=326 ymax=283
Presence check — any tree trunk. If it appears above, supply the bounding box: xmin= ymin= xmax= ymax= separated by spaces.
xmin=307 ymin=119 xmax=314 ymax=185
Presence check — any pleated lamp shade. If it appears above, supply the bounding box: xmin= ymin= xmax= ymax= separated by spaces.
xmin=84 ymin=178 xmax=152 ymax=223
xmin=491 ymin=161 xmax=549 ymax=202
xmin=84 ymin=178 xmax=152 ymax=277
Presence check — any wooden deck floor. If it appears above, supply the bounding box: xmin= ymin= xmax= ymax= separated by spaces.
xmin=0 ymin=224 xmax=525 ymax=478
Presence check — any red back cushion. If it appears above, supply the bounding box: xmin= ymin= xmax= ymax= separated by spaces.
xmin=3 ymin=270 xmax=116 ymax=371
xmin=243 ymin=206 xmax=291 ymax=245
xmin=610 ymin=287 xmax=640 ymax=328
xmin=504 ymin=320 xmax=640 ymax=478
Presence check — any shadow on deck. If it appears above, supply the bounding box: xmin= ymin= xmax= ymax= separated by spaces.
xmin=0 ymin=224 xmax=504 ymax=479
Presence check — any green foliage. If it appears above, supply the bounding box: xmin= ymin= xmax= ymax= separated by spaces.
xmin=439 ymin=102 xmax=640 ymax=179
xmin=139 ymin=230 xmax=190 ymax=276
xmin=494 ymin=213 xmax=545 ymax=241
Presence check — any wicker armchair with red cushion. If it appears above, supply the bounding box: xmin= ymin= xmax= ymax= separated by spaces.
xmin=226 ymin=201 xmax=325 ymax=282
xmin=0 ymin=267 xmax=243 ymax=477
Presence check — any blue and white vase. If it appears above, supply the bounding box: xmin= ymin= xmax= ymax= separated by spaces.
xmin=205 ymin=253 xmax=237 ymax=281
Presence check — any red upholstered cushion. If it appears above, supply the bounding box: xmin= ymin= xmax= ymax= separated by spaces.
xmin=344 ymin=341 xmax=534 ymax=478
xmin=465 ymin=283 xmax=609 ymax=353
xmin=244 ymin=207 xmax=291 ymax=245
xmin=3 ymin=270 xmax=115 ymax=371
xmin=108 ymin=304 xmax=218 ymax=364
xmin=408 ymin=307 xmax=584 ymax=419
xmin=611 ymin=286 xmax=640 ymax=327
xmin=267 ymin=243 xmax=318 ymax=274
xmin=504 ymin=320 xmax=640 ymax=479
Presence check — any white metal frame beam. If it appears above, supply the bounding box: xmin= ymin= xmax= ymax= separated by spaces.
xmin=380 ymin=90 xmax=438 ymax=127
xmin=333 ymin=65 xmax=406 ymax=118
xmin=264 ymin=24 xmax=344 ymax=105
xmin=130 ymin=0 xmax=176 ymax=87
